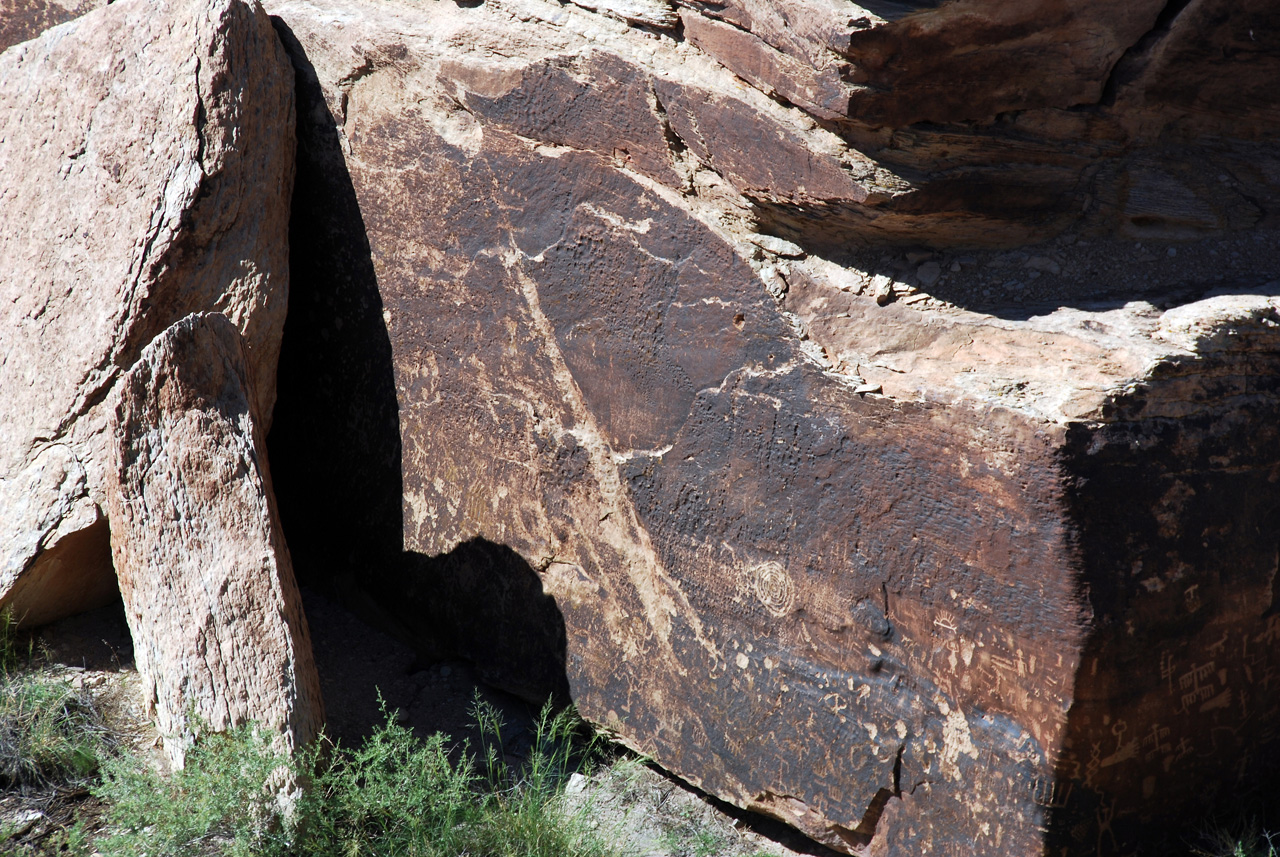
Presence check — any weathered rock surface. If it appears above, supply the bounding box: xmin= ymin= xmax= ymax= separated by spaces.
xmin=0 ymin=0 xmax=295 ymax=627
xmin=104 ymin=313 xmax=323 ymax=766
xmin=265 ymin=0 xmax=1280 ymax=854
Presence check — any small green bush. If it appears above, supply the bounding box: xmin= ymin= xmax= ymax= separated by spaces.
xmin=292 ymin=713 xmax=477 ymax=856
xmin=93 ymin=697 xmax=615 ymax=857
xmin=1195 ymin=824 xmax=1279 ymax=857
xmin=293 ymin=698 xmax=612 ymax=857
xmin=0 ymin=674 xmax=104 ymax=789
xmin=0 ymin=609 xmax=107 ymax=791
xmin=94 ymin=722 xmax=292 ymax=857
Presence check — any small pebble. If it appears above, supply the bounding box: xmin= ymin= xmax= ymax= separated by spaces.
xmin=917 ymin=261 xmax=942 ymax=287
xmin=565 ymin=773 xmax=589 ymax=796
xmin=1024 ymin=256 xmax=1061 ymax=275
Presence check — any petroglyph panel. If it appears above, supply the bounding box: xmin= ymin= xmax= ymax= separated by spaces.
xmin=265 ymin=0 xmax=1280 ymax=853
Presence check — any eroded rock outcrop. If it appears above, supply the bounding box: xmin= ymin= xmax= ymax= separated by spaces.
xmin=0 ymin=0 xmax=295 ymax=627
xmin=670 ymin=0 xmax=1280 ymax=245
xmin=264 ymin=0 xmax=1280 ymax=854
xmin=104 ymin=313 xmax=323 ymax=766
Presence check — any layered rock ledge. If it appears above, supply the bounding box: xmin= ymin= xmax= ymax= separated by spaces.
xmin=263 ymin=0 xmax=1280 ymax=854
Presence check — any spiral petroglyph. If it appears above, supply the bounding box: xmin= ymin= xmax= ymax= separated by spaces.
xmin=752 ymin=561 xmax=795 ymax=617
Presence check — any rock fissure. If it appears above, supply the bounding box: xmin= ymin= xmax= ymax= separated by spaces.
xmin=1097 ymin=0 xmax=1198 ymax=109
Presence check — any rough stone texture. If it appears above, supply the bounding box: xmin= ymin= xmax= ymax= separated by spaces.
xmin=264 ymin=0 xmax=1280 ymax=854
xmin=104 ymin=313 xmax=323 ymax=766
xmin=678 ymin=0 xmax=1163 ymax=127
xmin=671 ymin=0 xmax=1280 ymax=138
xmin=570 ymin=0 xmax=677 ymax=29
xmin=0 ymin=0 xmax=295 ymax=627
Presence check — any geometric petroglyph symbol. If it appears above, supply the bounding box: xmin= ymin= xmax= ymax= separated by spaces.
xmin=753 ymin=561 xmax=796 ymax=617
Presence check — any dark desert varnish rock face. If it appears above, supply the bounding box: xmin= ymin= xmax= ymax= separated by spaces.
xmin=257 ymin=0 xmax=1280 ymax=855
xmin=0 ymin=0 xmax=105 ymax=52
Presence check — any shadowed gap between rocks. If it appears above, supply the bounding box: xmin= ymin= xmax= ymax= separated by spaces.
xmin=3 ymin=516 xmax=118 ymax=630
xmin=266 ymin=17 xmax=571 ymax=715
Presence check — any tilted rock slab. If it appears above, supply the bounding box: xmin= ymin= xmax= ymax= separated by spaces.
xmin=104 ymin=313 xmax=323 ymax=766
xmin=265 ymin=0 xmax=1280 ymax=854
xmin=0 ymin=0 xmax=295 ymax=627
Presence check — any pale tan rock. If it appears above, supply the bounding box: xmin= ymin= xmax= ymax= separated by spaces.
xmin=0 ymin=0 xmax=294 ymax=626
xmin=569 ymin=0 xmax=676 ymax=28
xmin=103 ymin=313 xmax=323 ymax=766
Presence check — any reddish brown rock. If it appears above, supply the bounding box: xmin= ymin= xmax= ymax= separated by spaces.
xmin=0 ymin=0 xmax=295 ymax=626
xmin=677 ymin=0 xmax=1278 ymax=137
xmin=678 ymin=10 xmax=855 ymax=122
xmin=265 ymin=0 xmax=1280 ymax=854
xmin=1108 ymin=0 xmax=1280 ymax=142
xmin=104 ymin=313 xmax=323 ymax=766
xmin=0 ymin=0 xmax=105 ymax=52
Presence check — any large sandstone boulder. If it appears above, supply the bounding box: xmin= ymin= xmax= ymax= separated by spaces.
xmin=0 ymin=0 xmax=295 ymax=627
xmin=105 ymin=313 xmax=323 ymax=766
xmin=265 ymin=0 xmax=1280 ymax=854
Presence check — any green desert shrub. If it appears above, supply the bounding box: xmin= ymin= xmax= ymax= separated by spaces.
xmin=293 ymin=698 xmax=611 ymax=857
xmin=93 ymin=698 xmax=614 ymax=857
xmin=1194 ymin=823 xmax=1279 ymax=857
xmin=94 ymin=722 xmax=293 ymax=857
xmin=0 ymin=609 xmax=108 ymax=791
xmin=0 ymin=674 xmax=105 ymax=790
